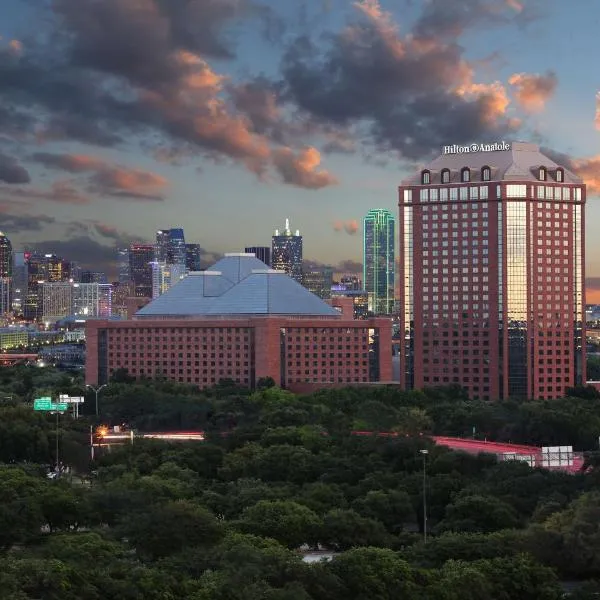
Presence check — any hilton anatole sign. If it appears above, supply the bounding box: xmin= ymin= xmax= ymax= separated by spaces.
xmin=443 ymin=141 xmax=511 ymax=155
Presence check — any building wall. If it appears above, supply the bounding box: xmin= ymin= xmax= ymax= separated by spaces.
xmin=399 ymin=174 xmax=585 ymax=400
xmin=85 ymin=316 xmax=393 ymax=391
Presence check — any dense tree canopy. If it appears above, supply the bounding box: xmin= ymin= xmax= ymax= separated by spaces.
xmin=0 ymin=368 xmax=599 ymax=598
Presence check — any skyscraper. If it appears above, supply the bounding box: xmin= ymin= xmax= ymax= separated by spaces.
xmin=24 ymin=253 xmax=71 ymax=321
xmin=272 ymin=219 xmax=303 ymax=283
xmin=303 ymin=266 xmax=333 ymax=299
xmin=245 ymin=246 xmax=271 ymax=266
xmin=0 ymin=233 xmax=12 ymax=315
xmin=129 ymin=244 xmax=154 ymax=298
xmin=185 ymin=243 xmax=202 ymax=272
xmin=11 ymin=251 xmax=27 ymax=314
xmin=398 ymin=141 xmax=585 ymax=400
xmin=363 ymin=209 xmax=395 ymax=315
xmin=117 ymin=248 xmax=130 ymax=284
xmin=156 ymin=228 xmax=186 ymax=267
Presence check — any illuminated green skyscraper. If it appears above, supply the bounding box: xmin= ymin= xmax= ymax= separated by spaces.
xmin=363 ymin=209 xmax=395 ymax=315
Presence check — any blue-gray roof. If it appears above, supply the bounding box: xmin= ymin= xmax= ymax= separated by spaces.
xmin=135 ymin=253 xmax=340 ymax=318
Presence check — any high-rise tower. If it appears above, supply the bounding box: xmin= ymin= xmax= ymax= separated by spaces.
xmin=398 ymin=141 xmax=585 ymax=400
xmin=272 ymin=219 xmax=303 ymax=283
xmin=129 ymin=244 xmax=154 ymax=298
xmin=0 ymin=232 xmax=12 ymax=315
xmin=363 ymin=209 xmax=395 ymax=315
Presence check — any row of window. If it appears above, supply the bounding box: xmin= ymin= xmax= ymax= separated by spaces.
xmin=421 ymin=166 xmax=564 ymax=185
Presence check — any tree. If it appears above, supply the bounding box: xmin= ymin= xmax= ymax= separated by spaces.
xmin=237 ymin=501 xmax=321 ymax=549
xmin=321 ymin=509 xmax=391 ymax=551
xmin=326 ymin=547 xmax=419 ymax=600
xmin=436 ymin=494 xmax=521 ymax=534
xmin=351 ymin=490 xmax=414 ymax=533
xmin=122 ymin=500 xmax=223 ymax=560
xmin=0 ymin=467 xmax=45 ymax=551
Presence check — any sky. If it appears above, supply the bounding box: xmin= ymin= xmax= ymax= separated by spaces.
xmin=0 ymin=0 xmax=599 ymax=293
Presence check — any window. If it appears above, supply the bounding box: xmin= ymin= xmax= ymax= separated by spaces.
xmin=441 ymin=169 xmax=450 ymax=183
xmin=481 ymin=166 xmax=491 ymax=181
xmin=422 ymin=170 xmax=431 ymax=184
xmin=461 ymin=167 xmax=471 ymax=182
xmin=556 ymin=168 xmax=563 ymax=182
xmin=539 ymin=166 xmax=547 ymax=181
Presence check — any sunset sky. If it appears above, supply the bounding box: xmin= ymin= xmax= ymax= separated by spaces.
xmin=0 ymin=0 xmax=598 ymax=293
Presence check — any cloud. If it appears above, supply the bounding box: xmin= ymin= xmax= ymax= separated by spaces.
xmin=32 ymin=152 xmax=168 ymax=201
xmin=32 ymin=152 xmax=106 ymax=173
xmin=88 ymin=167 xmax=167 ymax=201
xmin=0 ymin=211 xmax=55 ymax=232
xmin=596 ymin=92 xmax=600 ymax=131
xmin=542 ymin=147 xmax=600 ymax=195
xmin=32 ymin=236 xmax=121 ymax=277
xmin=0 ymin=181 xmax=90 ymax=204
xmin=508 ymin=71 xmax=557 ymax=112
xmin=337 ymin=259 xmax=362 ymax=274
xmin=273 ymin=146 xmax=338 ymax=189
xmin=413 ymin=0 xmax=526 ymax=40
xmin=333 ymin=219 xmax=359 ymax=235
xmin=0 ymin=152 xmax=30 ymax=184
xmin=281 ymin=0 xmax=517 ymax=160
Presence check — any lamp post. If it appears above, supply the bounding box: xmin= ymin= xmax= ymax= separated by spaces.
xmin=86 ymin=384 xmax=108 ymax=416
xmin=420 ymin=449 xmax=429 ymax=544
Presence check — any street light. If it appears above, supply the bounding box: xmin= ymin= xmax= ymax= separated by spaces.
xmin=420 ymin=449 xmax=429 ymax=544
xmin=86 ymin=384 xmax=108 ymax=416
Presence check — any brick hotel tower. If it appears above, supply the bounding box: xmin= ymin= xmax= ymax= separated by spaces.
xmin=398 ymin=142 xmax=585 ymax=400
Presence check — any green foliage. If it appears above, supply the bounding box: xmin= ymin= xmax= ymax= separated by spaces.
xmin=1 ymin=375 xmax=600 ymax=596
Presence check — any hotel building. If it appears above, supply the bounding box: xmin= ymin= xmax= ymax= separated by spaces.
xmin=86 ymin=254 xmax=392 ymax=392
xmin=398 ymin=142 xmax=585 ymax=400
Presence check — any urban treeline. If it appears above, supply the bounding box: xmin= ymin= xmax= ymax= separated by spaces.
xmin=1 ymin=366 xmax=600 ymax=599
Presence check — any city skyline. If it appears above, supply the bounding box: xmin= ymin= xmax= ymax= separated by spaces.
xmin=0 ymin=1 xmax=599 ymax=294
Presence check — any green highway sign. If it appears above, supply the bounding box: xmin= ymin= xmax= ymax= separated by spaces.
xmin=33 ymin=398 xmax=69 ymax=412
xmin=34 ymin=397 xmax=53 ymax=411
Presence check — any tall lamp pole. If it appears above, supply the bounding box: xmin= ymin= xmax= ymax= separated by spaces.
xmin=420 ymin=449 xmax=429 ymax=544
xmin=86 ymin=384 xmax=108 ymax=416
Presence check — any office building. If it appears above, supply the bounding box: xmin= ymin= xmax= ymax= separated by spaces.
xmin=363 ymin=209 xmax=395 ymax=315
xmin=156 ymin=228 xmax=186 ymax=266
xmin=0 ymin=232 xmax=12 ymax=315
xmin=117 ymin=248 xmax=130 ymax=284
xmin=24 ymin=253 xmax=71 ymax=321
xmin=303 ymin=266 xmax=334 ymax=299
xmin=151 ymin=261 xmax=186 ymax=298
xmin=245 ymin=246 xmax=271 ymax=267
xmin=128 ymin=244 xmax=154 ymax=298
xmin=398 ymin=141 xmax=585 ymax=400
xmin=185 ymin=243 xmax=202 ymax=272
xmin=81 ymin=271 xmax=107 ymax=284
xmin=272 ymin=219 xmax=303 ymax=283
xmin=11 ymin=251 xmax=27 ymax=314
xmin=42 ymin=282 xmax=112 ymax=322
xmin=86 ymin=254 xmax=392 ymax=392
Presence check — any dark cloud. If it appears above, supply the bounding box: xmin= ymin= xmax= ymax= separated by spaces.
xmin=413 ymin=0 xmax=524 ymax=40
xmin=304 ymin=258 xmax=362 ymax=274
xmin=0 ymin=182 xmax=90 ymax=204
xmin=0 ymin=151 xmax=31 ymax=184
xmin=33 ymin=236 xmax=119 ymax=276
xmin=0 ymin=212 xmax=55 ymax=232
xmin=586 ymin=277 xmax=600 ymax=290
xmin=280 ymin=1 xmax=517 ymax=160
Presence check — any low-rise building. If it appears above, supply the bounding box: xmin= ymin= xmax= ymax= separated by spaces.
xmin=86 ymin=254 xmax=392 ymax=392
